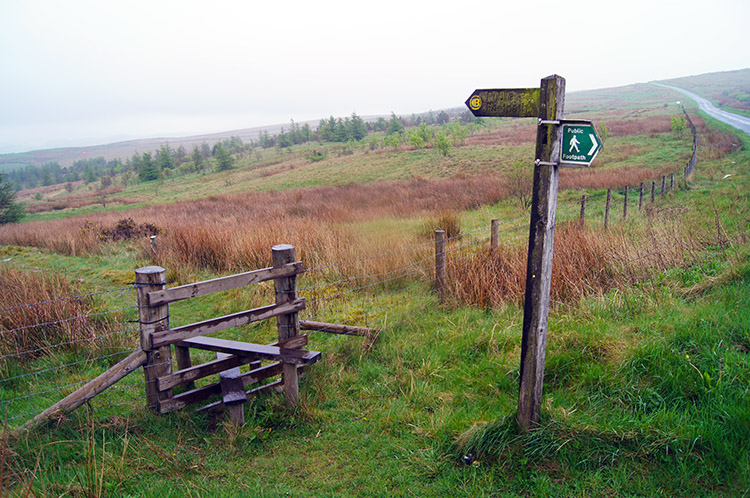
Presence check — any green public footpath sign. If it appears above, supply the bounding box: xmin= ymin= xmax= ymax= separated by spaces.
xmin=560 ymin=121 xmax=602 ymax=167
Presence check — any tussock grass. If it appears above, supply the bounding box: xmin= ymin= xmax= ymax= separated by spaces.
xmin=447 ymin=205 xmax=730 ymax=309
xmin=0 ymin=269 xmax=129 ymax=370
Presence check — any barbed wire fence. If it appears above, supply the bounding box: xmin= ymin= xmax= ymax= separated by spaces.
xmin=0 ymin=169 xmax=685 ymax=431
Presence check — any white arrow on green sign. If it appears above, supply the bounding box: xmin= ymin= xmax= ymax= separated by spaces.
xmin=560 ymin=121 xmax=602 ymax=167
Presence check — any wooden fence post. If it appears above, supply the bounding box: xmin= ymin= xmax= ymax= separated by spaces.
xmin=604 ymin=189 xmax=612 ymax=228
xmin=273 ymin=244 xmax=301 ymax=408
xmin=639 ymin=182 xmax=644 ymax=210
xmin=518 ymin=74 xmax=565 ymax=431
xmin=651 ymin=181 xmax=656 ymax=203
xmin=135 ymin=266 xmax=172 ymax=412
xmin=579 ymin=195 xmax=587 ymax=228
xmin=670 ymin=173 xmax=675 ymax=191
xmin=490 ymin=219 xmax=499 ymax=251
xmin=623 ymin=186 xmax=629 ymax=219
xmin=661 ymin=175 xmax=666 ymax=198
xmin=150 ymin=235 xmax=158 ymax=264
xmin=435 ymin=230 xmax=446 ymax=302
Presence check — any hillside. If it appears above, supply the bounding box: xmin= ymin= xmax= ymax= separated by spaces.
xmin=1 ymin=72 xmax=749 ymax=496
xmin=657 ymin=67 xmax=750 ymax=115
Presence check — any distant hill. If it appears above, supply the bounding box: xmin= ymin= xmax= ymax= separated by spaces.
xmin=655 ymin=68 xmax=750 ymax=114
xmin=0 ymin=121 xmax=311 ymax=172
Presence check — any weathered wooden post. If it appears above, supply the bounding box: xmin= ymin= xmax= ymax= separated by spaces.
xmin=604 ymin=189 xmax=612 ymax=228
xmin=661 ymin=175 xmax=666 ymax=198
xmin=623 ymin=186 xmax=629 ymax=219
xmin=273 ymin=244 xmax=301 ymax=408
xmin=651 ymin=181 xmax=656 ymax=203
xmin=135 ymin=266 xmax=173 ymax=412
xmin=490 ymin=219 xmax=499 ymax=251
xmin=517 ymin=75 xmax=565 ymax=431
xmin=579 ymin=194 xmax=587 ymax=228
xmin=639 ymin=182 xmax=645 ymax=210
xmin=435 ymin=230 xmax=447 ymax=302
xmin=150 ymin=235 xmax=158 ymax=264
xmin=465 ymin=75 xmax=601 ymax=431
xmin=670 ymin=173 xmax=675 ymax=191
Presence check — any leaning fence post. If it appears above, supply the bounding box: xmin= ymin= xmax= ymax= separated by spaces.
xmin=579 ymin=194 xmax=587 ymax=228
xmin=604 ymin=189 xmax=612 ymax=228
xmin=639 ymin=182 xmax=645 ymax=210
xmin=623 ymin=186 xmax=629 ymax=219
xmin=135 ymin=266 xmax=173 ymax=412
xmin=490 ymin=219 xmax=499 ymax=251
xmin=435 ymin=230 xmax=446 ymax=302
xmin=273 ymin=244 xmax=301 ymax=408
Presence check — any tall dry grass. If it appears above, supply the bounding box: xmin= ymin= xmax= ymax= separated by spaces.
xmin=0 ymin=269 xmax=124 ymax=368
xmin=446 ymin=209 xmax=720 ymax=308
xmin=0 ymin=164 xmax=692 ymax=289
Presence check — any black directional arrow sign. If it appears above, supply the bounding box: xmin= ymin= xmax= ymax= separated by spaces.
xmin=465 ymin=88 xmax=541 ymax=118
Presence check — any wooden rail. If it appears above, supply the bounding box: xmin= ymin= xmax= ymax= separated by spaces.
xmin=146 ymin=262 xmax=303 ymax=306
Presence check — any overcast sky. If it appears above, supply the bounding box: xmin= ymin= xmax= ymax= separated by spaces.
xmin=1 ymin=0 xmax=748 ymax=154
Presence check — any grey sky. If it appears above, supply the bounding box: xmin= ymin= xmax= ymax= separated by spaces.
xmin=1 ymin=0 xmax=748 ymax=154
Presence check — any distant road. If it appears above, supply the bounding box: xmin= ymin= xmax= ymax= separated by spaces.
xmin=653 ymin=83 xmax=750 ymax=135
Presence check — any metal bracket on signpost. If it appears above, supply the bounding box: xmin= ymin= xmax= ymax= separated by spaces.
xmin=534 ymin=159 xmax=558 ymax=167
xmin=538 ymin=119 xmax=560 ymax=126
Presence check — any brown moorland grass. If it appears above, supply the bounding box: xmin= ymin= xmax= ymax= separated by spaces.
xmin=0 ymin=162 xmax=691 ymax=280
xmin=0 ymin=269 xmax=124 ymax=367
xmin=445 ymin=207 xmax=724 ymax=309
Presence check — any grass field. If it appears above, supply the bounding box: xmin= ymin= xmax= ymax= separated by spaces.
xmin=1 ymin=81 xmax=749 ymax=497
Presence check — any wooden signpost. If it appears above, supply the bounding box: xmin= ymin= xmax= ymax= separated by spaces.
xmin=466 ymin=75 xmax=601 ymax=431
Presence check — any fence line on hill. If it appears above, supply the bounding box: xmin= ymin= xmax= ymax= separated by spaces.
xmin=0 ymin=166 xmax=687 ymax=430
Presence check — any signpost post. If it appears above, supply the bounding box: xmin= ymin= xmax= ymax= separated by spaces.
xmin=466 ymin=75 xmax=601 ymax=431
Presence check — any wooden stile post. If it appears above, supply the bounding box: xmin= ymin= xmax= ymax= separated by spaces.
xmin=490 ymin=219 xmax=499 ymax=251
xmin=273 ymin=244 xmax=301 ymax=408
xmin=651 ymin=181 xmax=656 ymax=203
xmin=661 ymin=175 xmax=666 ymax=198
xmin=623 ymin=186 xmax=629 ymax=219
xmin=135 ymin=266 xmax=173 ymax=412
xmin=604 ymin=189 xmax=612 ymax=228
xmin=518 ymin=75 xmax=565 ymax=431
xmin=435 ymin=230 xmax=447 ymax=302
xmin=639 ymin=182 xmax=645 ymax=210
